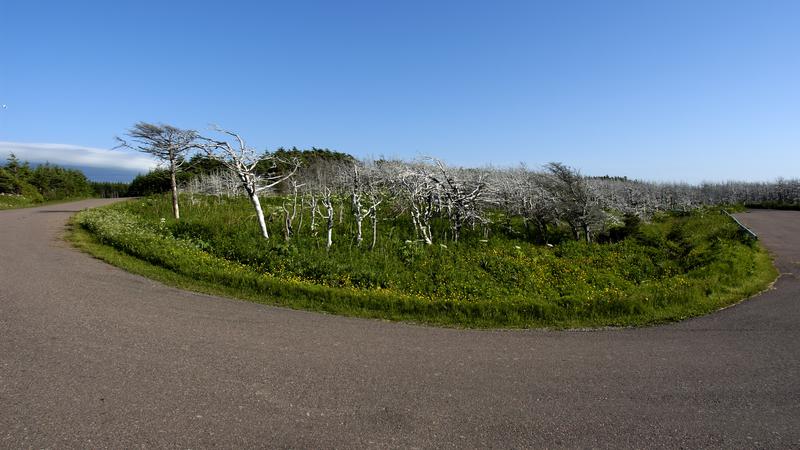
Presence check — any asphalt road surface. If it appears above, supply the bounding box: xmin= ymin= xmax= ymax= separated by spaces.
xmin=1 ymin=200 xmax=798 ymax=448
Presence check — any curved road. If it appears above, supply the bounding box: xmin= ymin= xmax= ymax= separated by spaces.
xmin=1 ymin=200 xmax=798 ymax=448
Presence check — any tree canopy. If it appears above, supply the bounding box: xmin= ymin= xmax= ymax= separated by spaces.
xmin=0 ymin=154 xmax=93 ymax=201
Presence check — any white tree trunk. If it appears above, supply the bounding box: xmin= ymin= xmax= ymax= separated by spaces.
xmin=283 ymin=206 xmax=292 ymax=239
xmin=370 ymin=210 xmax=378 ymax=250
xmin=326 ymin=204 xmax=334 ymax=249
xmin=411 ymin=209 xmax=433 ymax=245
xmin=320 ymin=189 xmax=335 ymax=250
xmin=297 ymin=210 xmax=304 ymax=234
xmin=249 ymin=192 xmax=269 ymax=239
xmin=170 ymin=161 xmax=180 ymax=220
xmin=355 ymin=218 xmax=363 ymax=246
xmin=310 ymin=206 xmax=317 ymax=234
xmin=421 ymin=224 xmax=433 ymax=245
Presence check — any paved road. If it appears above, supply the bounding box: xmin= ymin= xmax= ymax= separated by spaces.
xmin=1 ymin=201 xmax=798 ymax=448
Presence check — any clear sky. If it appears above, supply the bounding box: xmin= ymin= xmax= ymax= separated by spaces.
xmin=1 ymin=0 xmax=798 ymax=182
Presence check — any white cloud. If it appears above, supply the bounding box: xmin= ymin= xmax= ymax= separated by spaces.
xmin=0 ymin=141 xmax=158 ymax=172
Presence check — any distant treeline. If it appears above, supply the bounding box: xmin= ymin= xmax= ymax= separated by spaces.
xmin=90 ymin=181 xmax=131 ymax=198
xmin=0 ymin=148 xmax=352 ymax=203
xmin=0 ymin=154 xmax=130 ymax=201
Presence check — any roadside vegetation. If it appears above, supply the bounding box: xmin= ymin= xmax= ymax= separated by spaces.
xmin=0 ymin=154 xmax=129 ymax=209
xmin=31 ymin=121 xmax=787 ymax=328
xmin=73 ymin=193 xmax=776 ymax=328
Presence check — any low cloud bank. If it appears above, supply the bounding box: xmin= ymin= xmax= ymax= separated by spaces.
xmin=0 ymin=141 xmax=158 ymax=173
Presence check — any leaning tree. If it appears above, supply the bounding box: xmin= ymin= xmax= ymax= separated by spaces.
xmin=427 ymin=158 xmax=487 ymax=242
xmin=116 ymin=122 xmax=198 ymax=220
xmin=542 ymin=162 xmax=605 ymax=243
xmin=196 ymin=126 xmax=299 ymax=240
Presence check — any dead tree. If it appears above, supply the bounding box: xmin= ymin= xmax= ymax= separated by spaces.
xmin=183 ymin=169 xmax=242 ymax=198
xmin=296 ymin=158 xmax=350 ymax=246
xmin=116 ymin=122 xmax=197 ymax=220
xmin=196 ymin=126 xmax=298 ymax=239
xmin=282 ymin=179 xmax=304 ymax=240
xmin=543 ymin=162 xmax=605 ymax=243
xmin=350 ymin=163 xmax=366 ymax=246
xmin=305 ymin=191 xmax=319 ymax=236
xmin=428 ymin=158 xmax=486 ymax=242
xmin=367 ymin=190 xmax=382 ymax=250
xmin=396 ymin=162 xmax=439 ymax=245
xmin=318 ymin=186 xmax=335 ymax=250
xmin=346 ymin=161 xmax=386 ymax=249
xmin=364 ymin=164 xmax=386 ymax=250
xmin=487 ymin=166 xmax=554 ymax=242
xmin=351 ymin=162 xmax=386 ymax=247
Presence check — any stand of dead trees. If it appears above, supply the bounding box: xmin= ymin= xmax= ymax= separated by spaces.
xmin=177 ymin=151 xmax=799 ymax=248
xmin=116 ymin=122 xmax=795 ymax=248
xmin=109 ymin=120 xmax=792 ymax=248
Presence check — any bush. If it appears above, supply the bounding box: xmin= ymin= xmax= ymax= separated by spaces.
xmin=0 ymin=168 xmax=44 ymax=202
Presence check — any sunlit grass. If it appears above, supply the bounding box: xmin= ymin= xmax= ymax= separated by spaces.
xmin=0 ymin=194 xmax=92 ymax=211
xmin=69 ymin=194 xmax=778 ymax=328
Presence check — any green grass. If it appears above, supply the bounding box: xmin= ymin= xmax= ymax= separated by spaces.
xmin=0 ymin=194 xmax=92 ymax=211
xmin=68 ymin=195 xmax=778 ymax=328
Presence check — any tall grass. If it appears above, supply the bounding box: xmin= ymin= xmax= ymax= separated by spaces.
xmin=72 ymin=194 xmax=777 ymax=327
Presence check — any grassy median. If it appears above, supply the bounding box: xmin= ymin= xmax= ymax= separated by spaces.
xmin=68 ymin=196 xmax=778 ymax=328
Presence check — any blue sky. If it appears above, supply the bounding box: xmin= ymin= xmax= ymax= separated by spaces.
xmin=1 ymin=0 xmax=798 ymax=182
